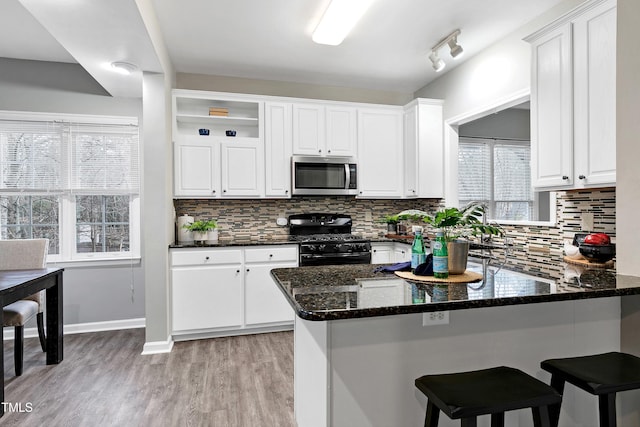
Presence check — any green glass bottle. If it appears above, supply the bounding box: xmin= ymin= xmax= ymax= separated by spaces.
xmin=432 ymin=230 xmax=449 ymax=279
xmin=411 ymin=227 xmax=426 ymax=273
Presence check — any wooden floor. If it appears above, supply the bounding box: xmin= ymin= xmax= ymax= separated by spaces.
xmin=2 ymin=329 xmax=295 ymax=426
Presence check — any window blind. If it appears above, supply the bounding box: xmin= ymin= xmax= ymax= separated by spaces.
xmin=0 ymin=120 xmax=64 ymax=191
xmin=458 ymin=137 xmax=533 ymax=221
xmin=70 ymin=123 xmax=140 ymax=194
xmin=0 ymin=115 xmax=139 ymax=195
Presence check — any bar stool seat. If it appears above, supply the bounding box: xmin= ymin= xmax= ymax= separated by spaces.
xmin=415 ymin=366 xmax=562 ymax=427
xmin=541 ymin=352 xmax=640 ymax=427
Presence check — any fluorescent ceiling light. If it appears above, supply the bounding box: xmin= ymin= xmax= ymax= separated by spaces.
xmin=312 ymin=0 xmax=374 ymax=46
xmin=110 ymin=61 xmax=137 ymax=75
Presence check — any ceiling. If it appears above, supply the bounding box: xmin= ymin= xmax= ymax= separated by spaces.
xmin=0 ymin=0 xmax=567 ymax=97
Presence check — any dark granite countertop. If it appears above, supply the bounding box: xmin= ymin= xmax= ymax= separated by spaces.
xmin=169 ymin=236 xmax=295 ymax=248
xmin=270 ymin=257 xmax=640 ymax=321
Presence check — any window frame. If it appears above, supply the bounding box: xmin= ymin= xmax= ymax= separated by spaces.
xmin=0 ymin=110 xmax=140 ymax=264
xmin=458 ymin=137 xmax=536 ymax=222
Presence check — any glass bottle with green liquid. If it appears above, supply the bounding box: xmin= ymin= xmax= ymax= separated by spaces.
xmin=432 ymin=230 xmax=449 ymax=279
xmin=411 ymin=227 xmax=426 ymax=273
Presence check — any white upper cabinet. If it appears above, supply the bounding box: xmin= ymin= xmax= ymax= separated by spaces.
xmin=221 ymin=139 xmax=264 ymax=197
xmin=325 ymin=105 xmax=357 ymax=157
xmin=265 ymin=102 xmax=293 ymax=197
xmin=403 ymin=99 xmax=444 ymax=198
xmin=293 ymin=103 xmax=357 ymax=157
xmin=172 ymin=90 xmax=264 ymax=198
xmin=174 ymin=137 xmax=219 ymax=197
xmin=357 ymin=107 xmax=403 ymax=198
xmin=526 ymin=0 xmax=616 ymax=190
xmin=573 ymin=0 xmax=617 ymax=187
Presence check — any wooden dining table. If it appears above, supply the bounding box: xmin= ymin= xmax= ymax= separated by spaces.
xmin=0 ymin=268 xmax=63 ymax=417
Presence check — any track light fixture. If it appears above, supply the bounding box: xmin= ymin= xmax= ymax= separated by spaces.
xmin=428 ymin=29 xmax=464 ymax=72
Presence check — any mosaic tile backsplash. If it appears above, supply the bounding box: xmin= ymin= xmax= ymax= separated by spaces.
xmin=174 ymin=197 xmax=441 ymax=242
xmin=174 ymin=188 xmax=616 ymax=271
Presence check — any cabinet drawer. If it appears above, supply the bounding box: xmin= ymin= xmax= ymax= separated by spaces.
xmin=244 ymin=245 xmax=298 ymax=263
xmin=172 ymin=249 xmax=242 ymax=266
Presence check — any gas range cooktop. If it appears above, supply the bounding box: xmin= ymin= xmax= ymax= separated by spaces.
xmin=289 ymin=233 xmax=367 ymax=243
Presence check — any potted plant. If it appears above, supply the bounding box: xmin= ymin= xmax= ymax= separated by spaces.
xmin=182 ymin=219 xmax=218 ymax=244
xmin=379 ymin=214 xmax=401 ymax=234
xmin=398 ymin=203 xmax=503 ymax=274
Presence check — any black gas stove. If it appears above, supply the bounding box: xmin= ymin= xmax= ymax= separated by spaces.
xmin=289 ymin=213 xmax=372 ymax=266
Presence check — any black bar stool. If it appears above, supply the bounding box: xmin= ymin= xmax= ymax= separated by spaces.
xmin=541 ymin=351 xmax=640 ymax=427
xmin=415 ymin=366 xmax=562 ymax=427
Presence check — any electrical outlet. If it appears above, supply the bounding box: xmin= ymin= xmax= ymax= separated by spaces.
xmin=581 ymin=212 xmax=594 ymax=231
xmin=423 ymin=311 xmax=449 ymax=326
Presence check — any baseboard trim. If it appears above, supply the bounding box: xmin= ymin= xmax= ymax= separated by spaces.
xmin=3 ymin=317 xmax=146 ymax=340
xmin=141 ymin=337 xmax=174 ymax=355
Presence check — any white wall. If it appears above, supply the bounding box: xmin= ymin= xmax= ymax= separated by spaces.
xmin=0 ymin=58 xmax=146 ymax=326
xmin=617 ymin=0 xmax=640 ymax=420
xmin=176 ymin=72 xmax=413 ymax=106
xmin=414 ymin=0 xmax=584 ymax=121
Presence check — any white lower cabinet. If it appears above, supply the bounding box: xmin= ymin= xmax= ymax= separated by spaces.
xmin=172 ymin=264 xmax=243 ymax=331
xmin=171 ymin=245 xmax=297 ymax=339
xmin=371 ymin=242 xmax=412 ymax=264
xmin=244 ymin=247 xmax=297 ymax=325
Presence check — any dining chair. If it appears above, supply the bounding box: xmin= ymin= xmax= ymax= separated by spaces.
xmin=0 ymin=238 xmax=49 ymax=376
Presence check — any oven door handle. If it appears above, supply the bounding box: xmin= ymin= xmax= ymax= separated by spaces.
xmin=301 ymin=253 xmax=370 ymax=259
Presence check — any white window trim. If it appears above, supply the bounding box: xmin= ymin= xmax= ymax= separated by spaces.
xmin=443 ymin=89 xmax=557 ymax=227
xmin=0 ymin=110 xmax=141 ymax=263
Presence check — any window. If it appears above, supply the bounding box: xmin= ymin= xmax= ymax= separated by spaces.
xmin=458 ymin=137 xmax=548 ymax=222
xmin=0 ymin=111 xmax=140 ymax=261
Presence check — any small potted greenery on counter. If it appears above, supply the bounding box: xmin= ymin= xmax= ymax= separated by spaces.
xmin=379 ymin=214 xmax=401 ymax=234
xmin=398 ymin=203 xmax=503 ymax=274
xmin=182 ymin=219 xmax=218 ymax=244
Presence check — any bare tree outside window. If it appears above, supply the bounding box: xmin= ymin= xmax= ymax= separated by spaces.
xmin=0 ymin=114 xmax=139 ymax=260
xmin=76 ymin=195 xmax=130 ymax=253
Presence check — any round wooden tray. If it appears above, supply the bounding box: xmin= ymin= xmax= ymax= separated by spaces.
xmin=563 ymin=256 xmax=614 ymax=269
xmin=394 ymin=270 xmax=482 ymax=284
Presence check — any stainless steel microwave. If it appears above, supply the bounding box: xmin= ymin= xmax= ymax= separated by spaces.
xmin=291 ymin=156 xmax=358 ymax=196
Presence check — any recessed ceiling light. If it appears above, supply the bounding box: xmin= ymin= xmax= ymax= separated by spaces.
xmin=312 ymin=0 xmax=374 ymax=46
xmin=110 ymin=61 xmax=138 ymax=75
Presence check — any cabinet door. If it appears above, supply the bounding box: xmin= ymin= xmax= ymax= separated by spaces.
xmin=172 ymin=265 xmax=243 ymax=331
xmin=393 ymin=244 xmax=411 ymax=263
xmin=573 ymin=0 xmax=616 ymax=187
xmin=265 ymin=102 xmax=293 ymax=197
xmin=371 ymin=243 xmax=393 ymax=264
xmin=416 ymin=101 xmax=444 ymax=198
xmin=293 ymin=104 xmax=325 ymax=156
xmin=403 ymin=106 xmax=418 ymax=197
xmin=174 ymin=138 xmax=219 ymax=197
xmin=357 ymin=109 xmax=403 ymax=198
xmin=530 ymin=23 xmax=573 ymax=189
xmin=245 ymin=263 xmax=296 ymax=325
xmin=221 ymin=139 xmax=264 ymax=197
xmin=325 ymin=106 xmax=357 ymax=157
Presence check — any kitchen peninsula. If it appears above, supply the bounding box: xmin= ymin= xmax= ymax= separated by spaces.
xmin=271 ymin=258 xmax=640 ymax=427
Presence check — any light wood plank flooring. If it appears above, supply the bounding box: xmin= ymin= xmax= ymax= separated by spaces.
xmin=2 ymin=329 xmax=295 ymax=426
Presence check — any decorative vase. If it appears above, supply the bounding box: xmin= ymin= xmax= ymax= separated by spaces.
xmin=206 ymin=229 xmax=219 ymax=244
xmin=447 ymin=240 xmax=470 ymax=274
xmin=193 ymin=231 xmax=207 ymax=243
